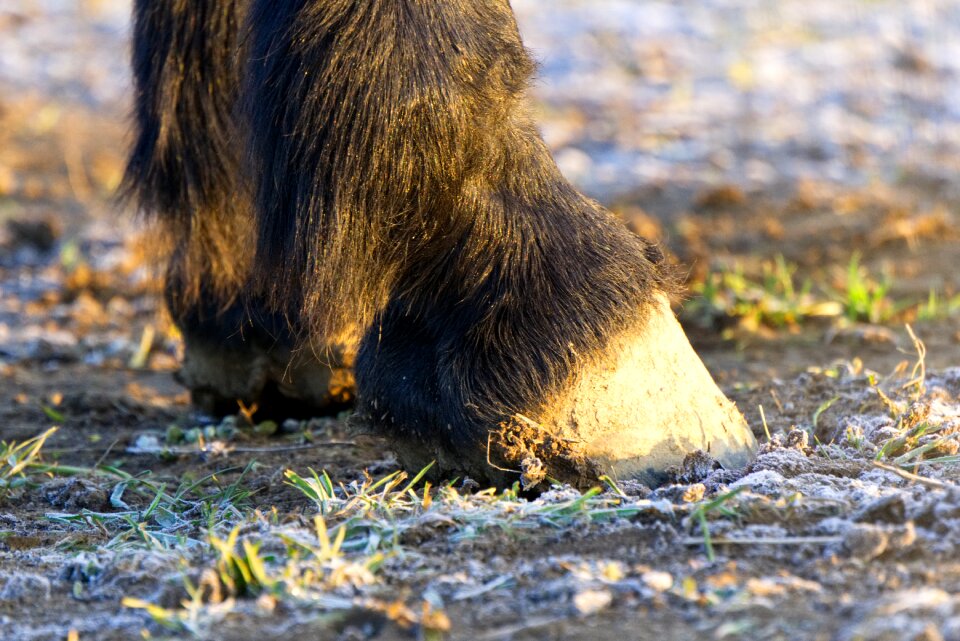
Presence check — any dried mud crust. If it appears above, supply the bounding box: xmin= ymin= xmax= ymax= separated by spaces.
xmin=490 ymin=412 xmax=602 ymax=490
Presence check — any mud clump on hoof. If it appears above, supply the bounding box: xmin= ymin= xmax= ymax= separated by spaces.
xmin=484 ymin=297 xmax=757 ymax=490
xmin=489 ymin=414 xmax=601 ymax=490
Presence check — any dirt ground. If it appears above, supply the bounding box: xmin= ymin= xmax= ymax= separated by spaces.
xmin=2 ymin=2 xmax=960 ymax=641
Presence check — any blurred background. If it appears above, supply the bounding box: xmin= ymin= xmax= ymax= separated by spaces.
xmin=1 ymin=0 xmax=959 ymax=394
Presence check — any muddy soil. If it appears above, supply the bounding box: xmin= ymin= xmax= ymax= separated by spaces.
xmin=2 ymin=2 xmax=960 ymax=641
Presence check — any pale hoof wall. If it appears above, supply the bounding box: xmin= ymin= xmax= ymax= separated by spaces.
xmin=492 ymin=297 xmax=757 ymax=490
xmin=177 ymin=334 xmax=355 ymax=417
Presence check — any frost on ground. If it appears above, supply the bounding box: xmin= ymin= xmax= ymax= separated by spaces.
xmin=2 ymin=1 xmax=960 ymax=640
xmin=513 ymin=0 xmax=960 ymax=199
xmin=2 ymin=363 xmax=960 ymax=640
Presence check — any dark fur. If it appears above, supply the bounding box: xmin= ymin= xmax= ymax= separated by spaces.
xmin=123 ymin=0 xmax=252 ymax=314
xmin=244 ymin=0 xmax=675 ymax=473
xmin=127 ymin=0 xmax=676 ymax=480
xmin=123 ymin=0 xmax=310 ymax=415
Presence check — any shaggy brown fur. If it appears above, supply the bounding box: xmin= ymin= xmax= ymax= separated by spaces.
xmin=125 ymin=0 xmax=677 ymax=483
